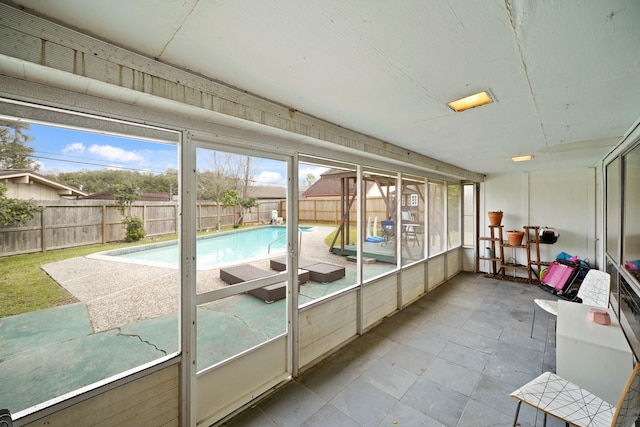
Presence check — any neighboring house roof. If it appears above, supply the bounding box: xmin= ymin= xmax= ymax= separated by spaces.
xmin=302 ymin=168 xmax=381 ymax=198
xmin=246 ymin=185 xmax=286 ymax=199
xmin=81 ymin=191 xmax=171 ymax=201
xmin=0 ymin=169 xmax=88 ymax=198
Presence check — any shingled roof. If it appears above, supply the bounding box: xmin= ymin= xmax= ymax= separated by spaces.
xmin=246 ymin=185 xmax=286 ymax=199
xmin=0 ymin=169 xmax=88 ymax=198
xmin=301 ymin=168 xmax=378 ymax=198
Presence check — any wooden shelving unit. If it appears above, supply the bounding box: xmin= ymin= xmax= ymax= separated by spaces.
xmin=499 ymin=227 xmax=533 ymax=283
xmin=479 ymin=225 xmax=503 ymax=275
xmin=525 ymin=226 xmax=548 ymax=279
xmin=483 ymin=225 xmax=547 ymax=284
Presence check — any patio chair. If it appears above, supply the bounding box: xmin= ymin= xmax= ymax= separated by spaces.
xmin=509 ymin=362 xmax=640 ymax=426
xmin=530 ymin=269 xmax=611 ymax=338
xmin=381 ymin=220 xmax=395 ymax=246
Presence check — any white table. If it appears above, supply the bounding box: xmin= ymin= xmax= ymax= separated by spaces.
xmin=556 ymin=300 xmax=633 ymax=404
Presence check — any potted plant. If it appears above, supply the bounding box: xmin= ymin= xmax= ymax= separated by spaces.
xmin=487 ymin=210 xmax=503 ymax=226
xmin=506 ymin=229 xmax=525 ymax=246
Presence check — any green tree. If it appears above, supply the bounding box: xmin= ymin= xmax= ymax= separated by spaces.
xmin=112 ymin=182 xmax=146 ymax=241
xmin=55 ymin=169 xmax=177 ymax=196
xmin=0 ymin=120 xmax=39 ymax=171
xmin=304 ymin=173 xmax=316 ymax=189
xmin=221 ymin=189 xmax=258 ymax=225
xmin=198 ymin=152 xmax=250 ymax=230
xmin=0 ymin=184 xmax=42 ymax=226
xmin=112 ymin=182 xmax=141 ymax=216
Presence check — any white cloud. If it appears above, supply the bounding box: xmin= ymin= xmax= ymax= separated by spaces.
xmin=88 ymin=144 xmax=143 ymax=162
xmin=62 ymin=142 xmax=85 ymax=153
xmin=299 ymin=166 xmax=328 ymax=183
xmin=255 ymin=171 xmax=285 ymax=186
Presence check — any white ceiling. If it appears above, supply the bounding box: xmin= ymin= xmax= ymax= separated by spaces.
xmin=7 ymin=0 xmax=640 ymax=175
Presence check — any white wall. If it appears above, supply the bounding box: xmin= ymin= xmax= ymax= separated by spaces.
xmin=481 ymin=168 xmax=596 ymax=272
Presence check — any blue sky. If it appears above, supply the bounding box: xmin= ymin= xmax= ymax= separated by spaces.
xmin=27 ymin=123 xmax=327 ymax=187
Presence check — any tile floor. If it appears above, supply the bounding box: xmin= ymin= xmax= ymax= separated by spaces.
xmin=221 ymin=272 xmax=566 ymax=426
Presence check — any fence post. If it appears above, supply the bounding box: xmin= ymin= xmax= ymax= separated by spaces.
xmin=40 ymin=206 xmax=46 ymax=253
xmin=102 ymin=205 xmax=107 ymax=243
xmin=174 ymin=204 xmax=178 ymax=234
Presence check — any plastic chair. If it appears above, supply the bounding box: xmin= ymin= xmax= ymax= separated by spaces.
xmin=509 ymin=362 xmax=640 ymax=426
xmin=530 ymin=269 xmax=611 ymax=338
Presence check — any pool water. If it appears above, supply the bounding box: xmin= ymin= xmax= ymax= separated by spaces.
xmin=95 ymin=226 xmax=310 ymax=269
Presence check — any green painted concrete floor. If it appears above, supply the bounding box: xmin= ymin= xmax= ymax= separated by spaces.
xmin=0 ymin=261 xmax=397 ymax=414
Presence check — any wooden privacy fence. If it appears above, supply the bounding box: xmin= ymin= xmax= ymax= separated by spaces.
xmin=0 ymin=199 xmax=282 ymax=257
xmin=296 ymin=198 xmax=389 ymax=224
xmin=0 ymin=197 xmax=393 ymax=257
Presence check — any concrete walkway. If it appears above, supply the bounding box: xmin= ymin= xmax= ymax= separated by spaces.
xmin=38 ymin=226 xmax=347 ymax=333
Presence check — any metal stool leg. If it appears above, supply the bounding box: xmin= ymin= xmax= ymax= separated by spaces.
xmin=530 ymin=303 xmax=537 ymax=338
xmin=512 ymin=401 xmax=522 ymax=427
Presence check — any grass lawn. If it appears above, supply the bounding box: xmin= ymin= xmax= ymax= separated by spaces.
xmin=1 ymin=223 xmax=336 ymax=319
xmin=0 ymin=234 xmax=180 ymax=318
xmin=324 ymin=226 xmax=356 ymax=247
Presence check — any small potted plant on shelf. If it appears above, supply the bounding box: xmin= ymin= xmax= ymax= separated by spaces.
xmin=487 ymin=210 xmax=503 ymax=226
xmin=506 ymin=229 xmax=525 ymax=246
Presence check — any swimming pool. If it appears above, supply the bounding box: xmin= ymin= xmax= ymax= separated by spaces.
xmin=90 ymin=226 xmax=313 ymax=269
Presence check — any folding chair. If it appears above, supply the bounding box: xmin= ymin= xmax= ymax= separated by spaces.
xmin=509 ymin=362 xmax=640 ymax=426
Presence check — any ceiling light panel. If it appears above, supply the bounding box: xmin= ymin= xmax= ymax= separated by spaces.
xmin=511 ymin=155 xmax=534 ymax=162
xmin=448 ymin=91 xmax=493 ymax=112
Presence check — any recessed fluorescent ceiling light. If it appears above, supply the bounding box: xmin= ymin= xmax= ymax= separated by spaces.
xmin=448 ymin=91 xmax=493 ymax=112
xmin=511 ymin=155 xmax=534 ymax=162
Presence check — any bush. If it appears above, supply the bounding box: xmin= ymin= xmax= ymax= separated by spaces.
xmin=0 ymin=184 xmax=42 ymax=226
xmin=123 ymin=216 xmax=146 ymax=242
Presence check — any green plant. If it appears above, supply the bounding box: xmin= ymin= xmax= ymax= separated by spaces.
xmin=0 ymin=184 xmax=42 ymax=226
xmin=221 ymin=188 xmax=258 ymax=225
xmin=123 ymin=216 xmax=146 ymax=242
xmin=111 ymin=182 xmax=146 ymax=241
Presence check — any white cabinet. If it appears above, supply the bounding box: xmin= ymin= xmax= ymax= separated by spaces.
xmin=556 ymin=300 xmax=633 ymax=404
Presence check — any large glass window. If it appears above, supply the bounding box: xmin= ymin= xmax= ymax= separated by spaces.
xmin=463 ymin=184 xmax=475 ymax=246
xmin=400 ymin=177 xmax=426 ymax=266
xmin=447 ymin=183 xmax=461 ymax=249
xmin=428 ymin=180 xmax=446 ymax=256
xmin=297 ymin=159 xmax=357 ymax=305
xmin=0 ymin=120 xmax=179 ymax=414
xmin=623 ymin=144 xmax=640 ymax=283
xmin=606 ymin=158 xmax=620 ymax=261
xmin=607 ymin=259 xmax=620 ymax=315
xmin=194 ymin=147 xmax=288 ymax=370
xmin=620 ymin=275 xmax=640 ymax=354
xmin=362 ymin=168 xmax=398 ymax=279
